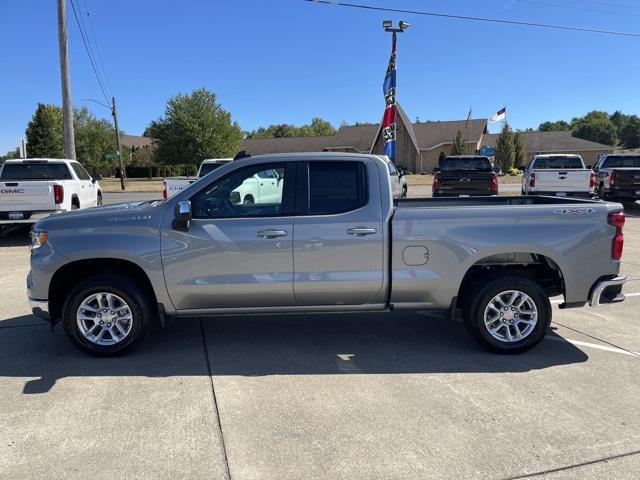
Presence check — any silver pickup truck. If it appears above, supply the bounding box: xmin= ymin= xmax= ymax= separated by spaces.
xmin=27 ymin=153 xmax=626 ymax=356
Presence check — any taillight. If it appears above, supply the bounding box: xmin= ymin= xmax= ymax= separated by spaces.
xmin=609 ymin=172 xmax=617 ymax=187
xmin=162 ymin=181 xmax=167 ymax=200
xmin=490 ymin=174 xmax=498 ymax=192
xmin=608 ymin=211 xmax=625 ymax=260
xmin=589 ymin=171 xmax=596 ymax=189
xmin=529 ymin=172 xmax=536 ymax=188
xmin=54 ymin=185 xmax=64 ymax=204
xmin=432 ymin=174 xmax=440 ymax=193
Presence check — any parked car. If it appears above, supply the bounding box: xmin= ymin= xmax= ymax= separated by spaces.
xmin=28 ymin=153 xmax=625 ymax=356
xmin=593 ymin=154 xmax=640 ymax=201
xmin=378 ymin=155 xmax=408 ymax=198
xmin=162 ymin=158 xmax=232 ymax=199
xmin=521 ymin=154 xmax=595 ymax=198
xmin=432 ymin=156 xmax=499 ymax=197
xmin=0 ymin=158 xmax=102 ymax=226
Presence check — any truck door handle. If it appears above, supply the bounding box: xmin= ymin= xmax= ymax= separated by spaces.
xmin=257 ymin=229 xmax=287 ymax=238
xmin=347 ymin=227 xmax=377 ymax=236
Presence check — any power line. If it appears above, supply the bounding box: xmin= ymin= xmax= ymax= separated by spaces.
xmin=304 ymin=0 xmax=640 ymax=38
xmin=80 ymin=0 xmax=113 ymax=97
xmin=68 ymin=0 xmax=110 ymax=102
xmin=516 ymin=0 xmax=640 ymax=18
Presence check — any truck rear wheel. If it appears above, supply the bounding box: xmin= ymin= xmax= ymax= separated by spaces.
xmin=462 ymin=275 xmax=551 ymax=354
xmin=61 ymin=274 xmax=152 ymax=356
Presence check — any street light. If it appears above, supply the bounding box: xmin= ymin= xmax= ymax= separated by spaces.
xmin=82 ymin=97 xmax=126 ymax=190
xmin=382 ymin=20 xmax=410 ymax=33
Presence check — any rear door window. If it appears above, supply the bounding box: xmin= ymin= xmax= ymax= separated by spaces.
xmin=0 ymin=162 xmax=73 ymax=180
xmin=307 ymin=161 xmax=367 ymax=215
xmin=533 ymin=157 xmax=584 ymax=169
xmin=71 ymin=162 xmax=91 ymax=180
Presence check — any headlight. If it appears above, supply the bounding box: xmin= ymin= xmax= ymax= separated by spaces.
xmin=30 ymin=230 xmax=48 ymax=250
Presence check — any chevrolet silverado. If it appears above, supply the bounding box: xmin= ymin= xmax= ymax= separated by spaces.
xmin=27 ymin=153 xmax=626 ymax=356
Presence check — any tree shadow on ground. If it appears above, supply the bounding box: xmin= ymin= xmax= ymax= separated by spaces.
xmin=0 ymin=310 xmax=588 ymax=394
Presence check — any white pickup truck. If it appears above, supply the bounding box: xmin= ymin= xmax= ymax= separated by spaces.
xmin=0 ymin=158 xmax=102 ymax=225
xmin=162 ymin=158 xmax=232 ymax=199
xmin=521 ymin=154 xmax=595 ymax=198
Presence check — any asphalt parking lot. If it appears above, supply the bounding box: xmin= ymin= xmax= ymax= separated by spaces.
xmin=1 ymin=197 xmax=639 ymax=480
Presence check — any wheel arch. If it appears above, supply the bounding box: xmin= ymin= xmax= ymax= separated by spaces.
xmin=49 ymin=258 xmax=158 ymax=323
xmin=455 ymin=251 xmax=566 ymax=308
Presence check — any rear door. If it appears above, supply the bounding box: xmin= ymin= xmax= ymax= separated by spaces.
xmin=70 ymin=162 xmax=96 ymax=206
xmin=532 ymin=156 xmax=590 ymax=193
xmin=292 ymin=159 xmax=385 ymax=306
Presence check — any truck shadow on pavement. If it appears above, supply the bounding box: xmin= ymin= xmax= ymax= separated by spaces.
xmin=0 ymin=311 xmax=588 ymax=394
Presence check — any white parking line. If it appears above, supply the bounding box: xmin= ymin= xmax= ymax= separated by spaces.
xmin=547 ymin=336 xmax=640 ymax=357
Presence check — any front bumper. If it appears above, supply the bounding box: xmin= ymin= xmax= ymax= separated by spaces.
xmin=589 ymin=274 xmax=626 ymax=307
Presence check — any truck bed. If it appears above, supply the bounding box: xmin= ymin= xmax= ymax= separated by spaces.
xmin=395 ymin=195 xmax=599 ymax=209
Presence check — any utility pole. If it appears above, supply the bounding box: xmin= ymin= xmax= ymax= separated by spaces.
xmin=111 ymin=97 xmax=126 ymax=190
xmin=57 ymin=0 xmax=76 ymax=159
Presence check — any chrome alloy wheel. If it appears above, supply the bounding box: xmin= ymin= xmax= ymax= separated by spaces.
xmin=483 ymin=290 xmax=538 ymax=343
xmin=76 ymin=292 xmax=133 ymax=346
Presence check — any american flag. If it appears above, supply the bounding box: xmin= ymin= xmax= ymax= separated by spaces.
xmin=382 ymin=34 xmax=397 ymax=160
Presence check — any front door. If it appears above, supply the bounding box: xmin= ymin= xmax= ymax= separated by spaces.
xmin=293 ymin=160 xmax=385 ymax=306
xmin=161 ymin=162 xmax=296 ymax=310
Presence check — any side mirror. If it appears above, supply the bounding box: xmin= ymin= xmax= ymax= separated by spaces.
xmin=517 ymin=165 xmax=526 ymax=171
xmin=432 ymin=167 xmax=441 ymax=174
xmin=585 ymin=164 xmax=592 ymax=169
xmin=173 ymin=201 xmax=192 ymax=231
xmin=398 ymin=168 xmax=406 ymax=177
xmin=493 ymin=166 xmax=501 ymax=174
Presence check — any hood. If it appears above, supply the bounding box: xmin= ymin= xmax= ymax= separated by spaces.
xmin=34 ymin=201 xmax=166 ymax=231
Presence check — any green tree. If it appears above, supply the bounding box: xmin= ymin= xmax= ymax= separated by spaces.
xmin=572 ymin=111 xmax=617 ymax=146
xmin=246 ymin=117 xmax=336 ymax=139
xmin=74 ymin=107 xmax=117 ymax=172
xmin=538 ymin=120 xmax=571 ymax=132
xmin=513 ymin=132 xmax=526 ymax=168
xmin=1 ymin=148 xmax=20 ymax=161
xmin=620 ymin=116 xmax=640 ymax=149
xmin=495 ymin=123 xmax=515 ymax=171
xmin=25 ymin=103 xmax=64 ymax=158
xmin=451 ymin=130 xmax=467 ymax=155
xmin=146 ymin=88 xmax=243 ymax=166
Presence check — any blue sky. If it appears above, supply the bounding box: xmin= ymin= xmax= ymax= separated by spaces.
xmin=1 ymin=0 xmax=640 ymax=153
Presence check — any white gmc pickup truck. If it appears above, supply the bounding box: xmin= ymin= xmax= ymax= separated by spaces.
xmin=0 ymin=158 xmax=102 ymax=225
xmin=163 ymin=158 xmax=232 ymax=199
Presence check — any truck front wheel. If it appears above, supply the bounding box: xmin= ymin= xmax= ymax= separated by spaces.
xmin=61 ymin=274 xmax=152 ymax=356
xmin=462 ymin=275 xmax=551 ymax=354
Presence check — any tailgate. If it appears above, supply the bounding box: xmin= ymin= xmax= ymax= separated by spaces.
xmin=613 ymin=169 xmax=640 ymax=189
xmin=439 ymin=173 xmax=492 ymax=192
xmin=165 ymin=178 xmax=196 ymax=197
xmin=534 ymin=169 xmax=590 ymax=192
xmin=0 ymin=182 xmax=55 ymax=212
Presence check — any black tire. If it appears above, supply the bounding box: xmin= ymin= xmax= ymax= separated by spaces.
xmin=243 ymin=195 xmax=254 ymax=205
xmin=62 ymin=273 xmax=153 ymax=356
xmin=97 ymin=192 xmax=103 ymax=206
xmin=71 ymin=197 xmax=79 ymax=210
xmin=462 ymin=275 xmax=552 ymax=354
xmin=401 ymin=186 xmax=408 ymax=198
xmin=598 ymin=184 xmax=607 ymax=200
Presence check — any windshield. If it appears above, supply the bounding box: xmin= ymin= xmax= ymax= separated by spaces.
xmin=199 ymin=163 xmax=226 ymax=177
xmin=441 ymin=157 xmax=492 ymax=172
xmin=602 ymin=156 xmax=640 ymax=168
xmin=533 ymin=157 xmax=583 ymax=169
xmin=0 ymin=162 xmax=73 ymax=180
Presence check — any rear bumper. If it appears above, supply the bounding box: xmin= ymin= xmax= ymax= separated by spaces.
xmin=589 ymin=274 xmax=626 ymax=307
xmin=0 ymin=211 xmax=63 ymax=225
xmin=529 ymin=191 xmax=594 ymax=198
